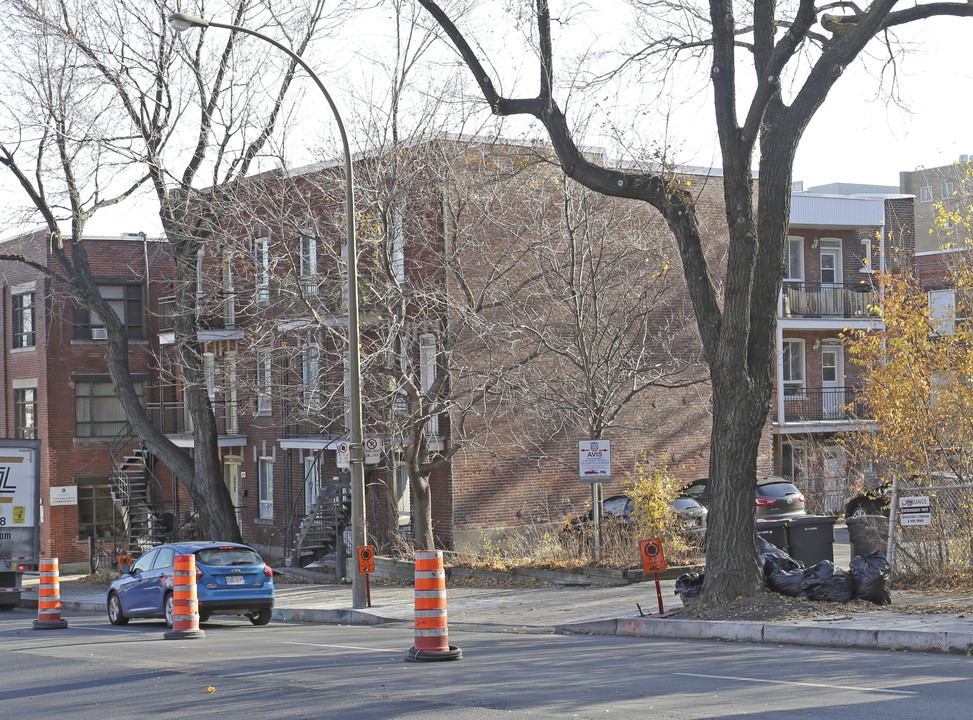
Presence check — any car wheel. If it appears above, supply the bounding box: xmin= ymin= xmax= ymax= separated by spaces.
xmin=848 ymin=504 xmax=867 ymax=519
xmin=108 ymin=593 xmax=129 ymax=626
xmin=164 ymin=592 xmax=174 ymax=628
xmin=198 ymin=611 xmax=210 ymax=623
xmin=249 ymin=609 xmax=272 ymax=626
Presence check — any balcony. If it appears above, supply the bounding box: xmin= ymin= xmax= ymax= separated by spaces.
xmin=147 ymin=399 xmax=242 ymax=439
xmin=281 ymin=398 xmax=344 ymax=439
xmin=778 ymin=386 xmax=867 ymax=425
xmin=157 ymin=295 xmax=238 ymax=333
xmin=781 ymin=282 xmax=879 ymax=319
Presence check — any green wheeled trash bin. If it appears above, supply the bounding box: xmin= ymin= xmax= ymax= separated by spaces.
xmin=786 ymin=516 xmax=837 ymax=566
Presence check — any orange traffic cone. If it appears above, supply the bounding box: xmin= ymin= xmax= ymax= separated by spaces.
xmin=406 ymin=549 xmax=461 ymax=662
xmin=163 ymin=554 xmax=205 ymax=640
xmin=33 ymin=557 xmax=68 ymax=629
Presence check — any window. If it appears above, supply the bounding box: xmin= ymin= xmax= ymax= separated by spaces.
xmin=77 ymin=480 xmax=125 ymax=539
xmin=299 ymin=235 xmax=317 ymax=295
xmin=75 ymin=378 xmax=145 ymax=437
xmin=942 ymin=182 xmax=954 ymax=199
xmin=394 ymin=463 xmax=411 ymax=529
xmin=920 ymin=185 xmax=932 ymax=203
xmin=73 ymin=284 xmax=144 ymax=340
xmin=392 ymin=212 xmax=405 ymax=283
xmin=781 ymin=340 xmax=805 ymax=396
xmin=303 ymin=342 xmax=321 ymax=409
xmin=204 ymin=352 xmax=217 ymax=403
xmin=222 ymin=249 xmax=236 ymax=327
xmin=15 ymin=387 xmax=36 ymax=439
xmin=780 ymin=442 xmax=806 ymax=485
xmin=860 ymin=237 xmax=872 ymax=272
xmin=419 ymin=333 xmax=439 ymax=434
xmin=255 ymin=236 xmax=270 ymax=306
xmin=786 ymin=237 xmax=803 ymax=281
xmin=256 ymin=351 xmax=272 ymax=414
xmin=12 ymin=292 xmax=35 ymax=348
xmin=258 ymin=457 xmax=274 ymax=519
xmin=928 ymin=289 xmax=956 ymax=336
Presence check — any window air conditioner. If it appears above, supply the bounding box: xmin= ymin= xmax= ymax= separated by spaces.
xmin=91 ymin=327 xmax=109 ymax=340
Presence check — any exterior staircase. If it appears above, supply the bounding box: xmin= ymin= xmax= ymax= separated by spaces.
xmin=108 ymin=425 xmax=170 ymax=555
xmin=290 ymin=473 xmax=352 ymax=568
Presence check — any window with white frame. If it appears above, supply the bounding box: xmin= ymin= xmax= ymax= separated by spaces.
xmin=942 ymin=182 xmax=954 ymax=199
xmin=419 ymin=333 xmax=439 ymax=435
xmin=256 ymin=351 xmax=273 ymax=414
xmin=303 ymin=341 xmax=321 ymax=409
xmin=255 ymin=235 xmax=270 ymax=306
xmin=258 ymin=457 xmax=274 ymax=519
xmin=75 ymin=377 xmax=145 ymax=437
xmin=392 ymin=212 xmax=405 ymax=283
xmin=780 ymin=441 xmax=806 ymax=485
xmin=786 ymin=236 xmax=804 ymax=281
xmin=74 ymin=284 xmax=144 ymax=340
xmin=920 ymin=185 xmax=932 ymax=203
xmin=203 ymin=352 xmax=217 ymax=403
xmin=781 ymin=339 xmax=805 ymax=396
xmin=222 ymin=250 xmax=236 ymax=327
xmin=299 ymin=234 xmax=317 ymax=295
xmin=860 ymin=236 xmax=872 ymax=272
xmin=14 ymin=385 xmax=37 ymax=439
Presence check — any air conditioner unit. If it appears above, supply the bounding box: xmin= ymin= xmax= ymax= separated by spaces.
xmin=91 ymin=327 xmax=109 ymax=340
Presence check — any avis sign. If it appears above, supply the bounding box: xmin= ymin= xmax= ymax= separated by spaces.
xmin=578 ymin=439 xmax=611 ymax=483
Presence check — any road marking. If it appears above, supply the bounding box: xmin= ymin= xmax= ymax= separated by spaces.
xmin=673 ymin=672 xmax=919 ymax=696
xmin=282 ymin=641 xmax=399 ymax=653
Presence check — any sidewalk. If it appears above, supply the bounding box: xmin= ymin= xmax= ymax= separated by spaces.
xmin=21 ymin=569 xmax=973 ymax=656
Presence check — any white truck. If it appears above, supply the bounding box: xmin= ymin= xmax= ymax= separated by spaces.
xmin=0 ymin=441 xmax=41 ymax=611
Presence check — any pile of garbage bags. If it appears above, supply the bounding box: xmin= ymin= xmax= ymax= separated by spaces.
xmin=674 ymin=539 xmax=891 ymax=607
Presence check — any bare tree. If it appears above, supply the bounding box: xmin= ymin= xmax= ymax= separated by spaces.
xmin=416 ymin=0 xmax=973 ymax=602
xmin=0 ymin=0 xmax=346 ymax=540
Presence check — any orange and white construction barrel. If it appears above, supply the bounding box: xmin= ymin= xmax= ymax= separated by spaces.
xmin=406 ymin=549 xmax=461 ymax=662
xmin=33 ymin=557 xmax=68 ymax=629
xmin=163 ymin=554 xmax=205 ymax=640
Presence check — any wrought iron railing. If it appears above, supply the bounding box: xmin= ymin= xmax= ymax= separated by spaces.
xmin=781 ymin=281 xmax=879 ymax=319
xmin=779 ymin=386 xmax=867 ymax=423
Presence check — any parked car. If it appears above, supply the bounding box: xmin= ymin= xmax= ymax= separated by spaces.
xmin=107 ymin=541 xmax=275 ymax=627
xmin=566 ymin=494 xmax=708 ymax=534
xmin=844 ymin=480 xmax=893 ymax=519
xmin=679 ymin=475 xmax=806 ymax=520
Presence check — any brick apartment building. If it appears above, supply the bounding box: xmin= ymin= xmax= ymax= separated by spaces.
xmin=0 ymin=231 xmax=176 ymax=565
xmin=1 ymin=141 xmax=919 ymax=566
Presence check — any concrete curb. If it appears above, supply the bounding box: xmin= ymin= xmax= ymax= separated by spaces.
xmin=271 ymin=606 xmax=407 ymax=626
xmin=556 ymin=617 xmax=973 ymax=655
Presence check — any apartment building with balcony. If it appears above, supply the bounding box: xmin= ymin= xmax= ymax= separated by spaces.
xmin=773 ymin=189 xmax=914 ymax=512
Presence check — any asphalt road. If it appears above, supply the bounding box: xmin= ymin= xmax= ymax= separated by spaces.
xmin=3 ymin=607 xmax=972 ymax=719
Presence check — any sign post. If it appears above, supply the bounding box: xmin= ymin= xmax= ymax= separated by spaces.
xmin=358 ymin=545 xmax=375 ymax=607
xmin=578 ymin=440 xmax=612 ymax=563
xmin=638 ymin=537 xmax=667 ymax=615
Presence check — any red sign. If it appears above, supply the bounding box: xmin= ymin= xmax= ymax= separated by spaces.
xmin=358 ymin=545 xmax=375 ymax=574
xmin=638 ymin=537 xmax=666 ymax=574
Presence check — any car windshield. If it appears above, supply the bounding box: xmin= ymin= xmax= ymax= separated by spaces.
xmin=759 ymin=482 xmax=800 ymax=498
xmin=195 ymin=548 xmax=262 ymax=567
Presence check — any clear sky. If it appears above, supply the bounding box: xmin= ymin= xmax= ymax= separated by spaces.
xmin=2 ymin=6 xmax=970 ymax=238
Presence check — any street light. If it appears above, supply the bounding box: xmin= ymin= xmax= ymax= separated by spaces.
xmin=169 ymin=12 xmax=369 ymax=609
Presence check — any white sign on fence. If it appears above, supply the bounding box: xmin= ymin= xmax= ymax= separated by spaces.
xmin=899 ymin=495 xmax=931 ymax=526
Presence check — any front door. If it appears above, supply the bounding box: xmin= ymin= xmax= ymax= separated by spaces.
xmin=304 ymin=455 xmax=323 ymax=516
xmin=223 ymin=459 xmax=242 ymax=530
xmin=821 ymin=342 xmax=844 ymax=418
xmin=820 ymin=241 xmax=843 ymax=314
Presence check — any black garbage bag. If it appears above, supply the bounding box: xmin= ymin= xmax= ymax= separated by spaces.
xmin=767 ymin=567 xmax=807 ymax=597
xmin=760 ymin=536 xmax=804 ymax=579
xmin=674 ymin=572 xmax=704 ymax=606
xmin=850 ymin=551 xmax=892 ymax=605
xmin=802 ymin=560 xmax=853 ymax=603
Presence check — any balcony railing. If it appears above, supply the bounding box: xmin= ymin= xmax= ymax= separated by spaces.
xmin=781 ymin=282 xmax=879 ymax=319
xmin=281 ymin=398 xmax=344 ymax=439
xmin=779 ymin=386 xmax=867 ymax=424
xmin=147 ymin=399 xmax=241 ymax=437
xmin=157 ymin=295 xmax=238 ymax=332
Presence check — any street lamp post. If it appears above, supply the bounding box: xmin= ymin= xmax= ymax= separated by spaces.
xmin=169 ymin=13 xmax=369 ymax=609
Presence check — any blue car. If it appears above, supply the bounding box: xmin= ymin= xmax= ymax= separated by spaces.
xmin=107 ymin=541 xmax=275 ymax=627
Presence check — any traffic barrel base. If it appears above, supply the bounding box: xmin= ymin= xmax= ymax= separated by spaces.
xmin=163 ymin=554 xmax=205 ymax=640
xmin=33 ymin=558 xmax=68 ymax=630
xmin=405 ymin=549 xmax=461 ymax=662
